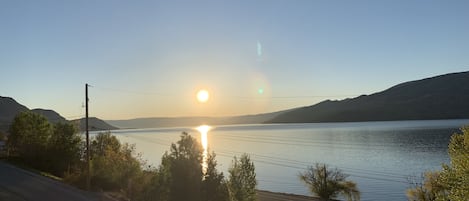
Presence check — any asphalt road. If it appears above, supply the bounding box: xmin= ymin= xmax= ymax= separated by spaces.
xmin=0 ymin=161 xmax=321 ymax=201
xmin=0 ymin=161 xmax=98 ymax=201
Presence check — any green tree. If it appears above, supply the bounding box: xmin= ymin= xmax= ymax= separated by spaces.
xmin=439 ymin=126 xmax=469 ymax=200
xmin=142 ymin=132 xmax=229 ymax=201
xmin=407 ymin=127 xmax=469 ymax=201
xmin=7 ymin=111 xmax=53 ymax=169
xmin=299 ymin=163 xmax=360 ymax=201
xmin=48 ymin=122 xmax=83 ymax=176
xmin=164 ymin=132 xmax=204 ymax=201
xmin=89 ymin=132 xmax=143 ymax=197
xmin=228 ymin=154 xmax=258 ymax=201
xmin=203 ymin=152 xmax=230 ymax=201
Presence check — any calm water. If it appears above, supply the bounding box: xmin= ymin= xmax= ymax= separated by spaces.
xmin=107 ymin=119 xmax=469 ymax=201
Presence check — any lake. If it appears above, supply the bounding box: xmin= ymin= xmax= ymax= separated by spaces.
xmin=106 ymin=119 xmax=469 ymax=201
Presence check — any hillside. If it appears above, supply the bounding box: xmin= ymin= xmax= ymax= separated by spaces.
xmin=268 ymin=71 xmax=469 ymax=123
xmin=0 ymin=96 xmax=114 ymax=132
xmin=73 ymin=117 xmax=117 ymax=131
xmin=0 ymin=96 xmax=29 ymax=131
xmin=31 ymin=109 xmax=67 ymax=123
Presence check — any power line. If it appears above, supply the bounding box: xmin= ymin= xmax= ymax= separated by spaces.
xmin=119 ymin=132 xmax=411 ymax=184
xmin=92 ymin=85 xmax=360 ymax=100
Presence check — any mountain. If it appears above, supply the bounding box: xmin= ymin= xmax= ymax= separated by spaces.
xmin=0 ymin=96 xmax=114 ymax=132
xmin=106 ymin=110 xmax=289 ymax=129
xmin=31 ymin=109 xmax=67 ymax=124
xmin=268 ymin=71 xmax=469 ymax=123
xmin=0 ymin=96 xmax=30 ymax=132
xmin=73 ymin=117 xmax=118 ymax=131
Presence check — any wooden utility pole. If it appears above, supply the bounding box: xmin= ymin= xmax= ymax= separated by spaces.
xmin=85 ymin=84 xmax=90 ymax=190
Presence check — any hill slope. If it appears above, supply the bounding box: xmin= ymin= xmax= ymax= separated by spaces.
xmin=0 ymin=96 xmax=115 ymax=132
xmin=31 ymin=109 xmax=67 ymax=124
xmin=73 ymin=117 xmax=117 ymax=131
xmin=268 ymin=71 xmax=469 ymax=123
xmin=0 ymin=96 xmax=30 ymax=131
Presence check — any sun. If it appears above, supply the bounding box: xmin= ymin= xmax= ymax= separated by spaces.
xmin=197 ymin=89 xmax=209 ymax=103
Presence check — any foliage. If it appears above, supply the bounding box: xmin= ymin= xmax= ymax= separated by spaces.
xmin=165 ymin=132 xmax=203 ymax=201
xmin=228 ymin=154 xmax=258 ymax=201
xmin=299 ymin=163 xmax=360 ymax=201
xmin=48 ymin=122 xmax=83 ymax=176
xmin=406 ymin=126 xmax=469 ymax=201
xmin=7 ymin=111 xmax=53 ymax=169
xmin=89 ymin=132 xmax=143 ymax=197
xmin=407 ymin=171 xmax=445 ymax=201
xmin=141 ymin=132 xmax=230 ymax=201
xmin=203 ymin=152 xmax=230 ymax=201
xmin=439 ymin=126 xmax=469 ymax=200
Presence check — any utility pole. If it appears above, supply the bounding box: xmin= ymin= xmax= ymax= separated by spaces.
xmin=85 ymin=84 xmax=90 ymax=190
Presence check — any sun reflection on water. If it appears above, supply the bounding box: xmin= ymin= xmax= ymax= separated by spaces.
xmin=196 ymin=125 xmax=211 ymax=174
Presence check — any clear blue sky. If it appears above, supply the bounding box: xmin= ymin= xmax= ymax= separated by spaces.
xmin=1 ymin=1 xmax=468 ymax=120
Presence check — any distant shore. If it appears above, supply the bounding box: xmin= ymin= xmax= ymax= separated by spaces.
xmin=257 ymin=190 xmax=321 ymax=201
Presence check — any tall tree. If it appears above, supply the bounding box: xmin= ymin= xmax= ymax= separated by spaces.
xmin=7 ymin=111 xmax=53 ymax=169
xmin=202 ymin=152 xmax=229 ymax=201
xmin=299 ymin=163 xmax=360 ymax=201
xmin=48 ymin=122 xmax=82 ymax=176
xmin=90 ymin=131 xmax=142 ymax=194
xmin=165 ymin=132 xmax=203 ymax=201
xmin=228 ymin=154 xmax=258 ymax=201
xmin=143 ymin=132 xmax=229 ymax=201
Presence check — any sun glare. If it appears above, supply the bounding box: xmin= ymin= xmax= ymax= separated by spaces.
xmin=196 ymin=125 xmax=211 ymax=175
xmin=197 ymin=89 xmax=209 ymax=103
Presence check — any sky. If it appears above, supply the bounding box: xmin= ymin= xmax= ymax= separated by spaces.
xmin=1 ymin=0 xmax=468 ymax=120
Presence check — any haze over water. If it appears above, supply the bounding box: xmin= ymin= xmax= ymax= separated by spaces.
xmin=109 ymin=119 xmax=469 ymax=201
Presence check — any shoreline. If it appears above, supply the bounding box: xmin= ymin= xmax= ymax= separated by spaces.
xmin=257 ymin=190 xmax=322 ymax=201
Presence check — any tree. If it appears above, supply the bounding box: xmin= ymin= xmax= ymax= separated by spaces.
xmin=408 ymin=126 xmax=469 ymax=201
xmin=407 ymin=126 xmax=469 ymax=201
xmin=299 ymin=163 xmax=360 ymax=201
xmin=202 ymin=152 xmax=229 ymax=201
xmin=439 ymin=126 xmax=469 ymax=200
xmin=164 ymin=132 xmax=204 ymax=201
xmin=89 ymin=131 xmax=143 ymax=196
xmin=228 ymin=154 xmax=258 ymax=201
xmin=48 ymin=122 xmax=82 ymax=176
xmin=407 ymin=171 xmax=445 ymax=201
xmin=7 ymin=111 xmax=53 ymax=169
xmin=142 ymin=132 xmax=229 ymax=201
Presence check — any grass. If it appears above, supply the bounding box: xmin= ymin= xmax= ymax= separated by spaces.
xmin=1 ymin=156 xmax=63 ymax=181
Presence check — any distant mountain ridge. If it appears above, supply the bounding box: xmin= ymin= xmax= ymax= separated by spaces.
xmin=3 ymin=71 xmax=469 ymax=131
xmin=106 ymin=110 xmax=290 ymax=129
xmin=268 ymin=71 xmax=469 ymax=123
xmin=0 ymin=96 xmax=115 ymax=132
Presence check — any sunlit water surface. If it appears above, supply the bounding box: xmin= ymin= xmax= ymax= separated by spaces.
xmin=104 ymin=119 xmax=469 ymax=201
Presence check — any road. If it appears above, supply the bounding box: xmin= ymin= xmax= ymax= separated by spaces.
xmin=0 ymin=161 xmax=98 ymax=201
xmin=0 ymin=161 xmax=321 ymax=201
